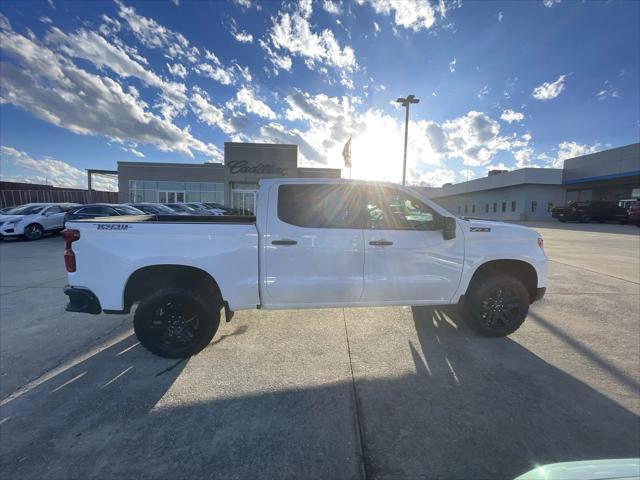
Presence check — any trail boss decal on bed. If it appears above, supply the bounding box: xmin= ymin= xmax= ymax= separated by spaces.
xmin=96 ymin=224 xmax=130 ymax=230
xmin=470 ymin=227 xmax=491 ymax=232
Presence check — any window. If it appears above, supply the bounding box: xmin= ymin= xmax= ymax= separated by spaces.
xmin=493 ymin=203 xmax=497 ymax=213
xmin=511 ymin=201 xmax=516 ymax=212
xmin=130 ymin=180 xmax=223 ymax=204
xmin=458 ymin=206 xmax=461 ymax=214
xmin=501 ymin=202 xmax=506 ymax=212
xmin=531 ymin=201 xmax=538 ymax=212
xmin=112 ymin=205 xmax=144 ymax=215
xmin=464 ymin=204 xmax=468 ymax=214
xmin=77 ymin=206 xmax=104 ymax=215
xmin=547 ymin=202 xmax=554 ymax=212
xmin=472 ymin=204 xmax=476 ymax=214
xmin=278 ymin=184 xmax=361 ymax=228
xmin=44 ymin=206 xmax=62 ymax=214
xmin=364 ymin=187 xmax=440 ymax=230
xmin=485 ymin=204 xmax=489 ymax=213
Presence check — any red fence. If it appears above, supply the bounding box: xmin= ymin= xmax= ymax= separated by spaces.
xmin=0 ymin=189 xmax=118 ymax=208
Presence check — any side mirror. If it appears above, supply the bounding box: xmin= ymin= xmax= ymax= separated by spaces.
xmin=442 ymin=217 xmax=456 ymax=240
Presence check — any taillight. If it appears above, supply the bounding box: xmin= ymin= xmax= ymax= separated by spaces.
xmin=62 ymin=229 xmax=80 ymax=272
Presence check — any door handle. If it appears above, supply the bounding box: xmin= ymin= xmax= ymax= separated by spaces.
xmin=369 ymin=240 xmax=393 ymax=246
xmin=272 ymin=239 xmax=298 ymax=246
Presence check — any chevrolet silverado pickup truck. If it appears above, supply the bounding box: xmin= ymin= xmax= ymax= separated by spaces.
xmin=63 ymin=179 xmax=547 ymax=358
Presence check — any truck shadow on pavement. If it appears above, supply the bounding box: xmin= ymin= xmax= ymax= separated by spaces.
xmin=1 ymin=311 xmax=638 ymax=480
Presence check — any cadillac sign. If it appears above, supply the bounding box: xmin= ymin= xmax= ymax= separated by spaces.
xmin=227 ymin=160 xmax=287 ymax=176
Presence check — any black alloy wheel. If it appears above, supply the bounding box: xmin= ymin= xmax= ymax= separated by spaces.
xmin=478 ymin=286 xmax=523 ymax=332
xmin=465 ymin=274 xmax=529 ymax=337
xmin=134 ymin=288 xmax=220 ymax=358
xmin=23 ymin=223 xmax=44 ymax=241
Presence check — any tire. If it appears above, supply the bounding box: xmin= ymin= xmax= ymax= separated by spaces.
xmin=134 ymin=287 xmax=221 ymax=358
xmin=464 ymin=274 xmax=530 ymax=337
xmin=23 ymin=223 xmax=44 ymax=241
xmin=579 ymin=216 xmax=590 ymax=223
xmin=558 ymin=218 xmax=567 ymax=223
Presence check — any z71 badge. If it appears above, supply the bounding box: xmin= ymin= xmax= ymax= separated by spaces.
xmin=470 ymin=227 xmax=491 ymax=232
xmin=96 ymin=224 xmax=130 ymax=230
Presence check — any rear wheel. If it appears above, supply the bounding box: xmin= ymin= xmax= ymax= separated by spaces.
xmin=23 ymin=223 xmax=44 ymax=241
xmin=134 ymin=287 xmax=221 ymax=358
xmin=464 ymin=274 xmax=530 ymax=337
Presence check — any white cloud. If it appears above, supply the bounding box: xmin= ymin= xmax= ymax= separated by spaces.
xmin=1 ymin=145 xmax=117 ymax=191
xmin=357 ymin=0 xmax=447 ymax=32
xmin=232 ymin=0 xmax=261 ymax=9
xmin=477 ymin=85 xmax=489 ymax=99
xmin=0 ymin=16 xmax=221 ymax=161
xmin=261 ymin=89 xmax=526 ymax=182
xmin=373 ymin=21 xmax=381 ymax=34
xmin=43 ymin=26 xmax=188 ymax=120
xmin=262 ymin=1 xmax=356 ymax=81
xmin=596 ymin=81 xmax=619 ymax=100
xmin=167 ymin=62 xmax=188 ymax=79
xmin=532 ymin=74 xmax=566 ymax=100
xmin=543 ymin=0 xmax=561 ymax=7
xmin=228 ymin=87 xmax=277 ymax=119
xmin=448 ymin=57 xmax=456 ymax=73
xmin=39 ymin=16 xmax=53 ymax=24
xmin=189 ymin=86 xmax=250 ymax=136
xmin=498 ymin=11 xmax=503 ymax=22
xmin=229 ymin=19 xmax=253 ymax=43
xmin=322 ymin=0 xmax=341 ymax=15
xmin=195 ymin=50 xmax=236 ymax=85
xmin=234 ymin=64 xmax=252 ymax=82
xmin=411 ymin=168 xmax=456 ymax=187
xmin=550 ymin=141 xmax=601 ymax=168
xmin=171 ymin=0 xmax=180 ymax=5
xmin=500 ymin=109 xmax=525 ymax=123
xmin=115 ymin=0 xmax=199 ymax=63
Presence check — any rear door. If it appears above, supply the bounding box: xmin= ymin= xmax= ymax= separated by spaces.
xmin=40 ymin=205 xmax=65 ymax=230
xmin=263 ymin=183 xmax=365 ymax=306
xmin=361 ymin=186 xmax=464 ymax=304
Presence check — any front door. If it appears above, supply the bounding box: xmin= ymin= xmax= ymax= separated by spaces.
xmin=158 ymin=191 xmax=185 ymax=203
xmin=361 ymin=186 xmax=464 ymax=304
xmin=40 ymin=205 xmax=66 ymax=229
xmin=263 ymin=183 xmax=364 ymax=306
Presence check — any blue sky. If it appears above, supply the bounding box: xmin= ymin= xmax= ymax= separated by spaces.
xmin=0 ymin=0 xmax=638 ymax=190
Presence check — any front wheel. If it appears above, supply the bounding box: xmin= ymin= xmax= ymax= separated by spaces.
xmin=23 ymin=223 xmax=44 ymax=241
xmin=134 ymin=287 xmax=221 ymax=358
xmin=464 ymin=274 xmax=530 ymax=337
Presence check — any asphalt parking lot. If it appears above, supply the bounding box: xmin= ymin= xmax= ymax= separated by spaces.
xmin=1 ymin=223 xmax=638 ymax=480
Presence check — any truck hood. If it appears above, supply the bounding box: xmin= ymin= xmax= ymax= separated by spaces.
xmin=460 ymin=218 xmax=540 ymax=240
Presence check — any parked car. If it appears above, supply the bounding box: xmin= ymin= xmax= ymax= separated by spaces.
xmin=199 ymin=202 xmax=251 ymax=216
xmin=127 ymin=203 xmax=187 ymax=215
xmin=63 ymin=179 xmax=548 ymax=359
xmin=0 ymin=206 xmax=16 ymax=214
xmin=551 ymin=201 xmax=628 ymax=223
xmin=164 ymin=203 xmax=212 ymax=215
xmin=0 ymin=203 xmax=80 ymax=240
xmin=627 ymin=201 xmax=640 ymax=227
xmin=184 ymin=202 xmax=225 ymax=215
xmin=64 ymin=204 xmax=144 ymax=223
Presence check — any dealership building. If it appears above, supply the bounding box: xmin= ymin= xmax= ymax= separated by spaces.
xmin=118 ymin=142 xmax=340 ymax=213
xmin=416 ymin=143 xmax=639 ymax=221
xmin=115 ymin=141 xmax=638 ymax=220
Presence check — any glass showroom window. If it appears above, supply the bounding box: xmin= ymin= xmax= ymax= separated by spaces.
xmin=511 ymin=201 xmax=516 ymax=212
xmin=531 ymin=201 xmax=538 ymax=212
xmin=129 ymin=180 xmax=223 ymax=204
xmin=547 ymin=201 xmax=554 ymax=212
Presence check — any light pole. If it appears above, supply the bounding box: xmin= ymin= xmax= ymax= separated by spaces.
xmin=396 ymin=94 xmax=420 ymax=186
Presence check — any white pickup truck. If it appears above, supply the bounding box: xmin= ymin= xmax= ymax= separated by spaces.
xmin=63 ymin=179 xmax=547 ymax=358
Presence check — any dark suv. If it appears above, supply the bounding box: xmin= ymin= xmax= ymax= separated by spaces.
xmin=551 ymin=201 xmax=628 ymax=223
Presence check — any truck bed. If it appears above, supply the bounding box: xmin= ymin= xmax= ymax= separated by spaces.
xmin=73 ymin=214 xmax=257 ymax=224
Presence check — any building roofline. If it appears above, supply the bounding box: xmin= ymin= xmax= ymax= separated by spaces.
xmin=224 ymin=142 xmax=297 ymax=150
xmin=118 ymin=161 xmax=224 ymax=168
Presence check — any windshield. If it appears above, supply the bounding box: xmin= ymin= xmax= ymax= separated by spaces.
xmin=167 ymin=204 xmax=193 ymax=212
xmin=112 ymin=205 xmax=144 ymax=215
xmin=146 ymin=204 xmax=175 ymax=213
xmin=4 ymin=205 xmax=46 ymax=215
